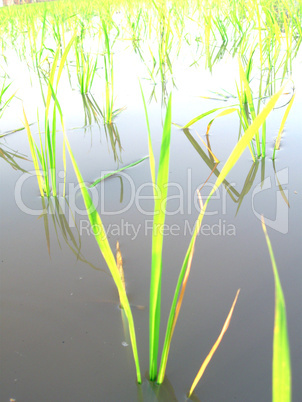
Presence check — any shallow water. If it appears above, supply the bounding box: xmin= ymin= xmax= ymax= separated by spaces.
xmin=1 ymin=6 xmax=302 ymax=401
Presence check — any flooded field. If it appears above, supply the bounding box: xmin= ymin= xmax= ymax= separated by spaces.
xmin=1 ymin=1 xmax=301 ymax=401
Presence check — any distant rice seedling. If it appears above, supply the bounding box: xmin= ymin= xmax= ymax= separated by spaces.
xmin=101 ymin=19 xmax=124 ymax=124
xmin=179 ymin=58 xmax=294 ymax=161
xmin=0 ymin=77 xmax=15 ymax=119
xmin=75 ymin=39 xmax=98 ymax=94
xmin=23 ymin=35 xmax=76 ymax=197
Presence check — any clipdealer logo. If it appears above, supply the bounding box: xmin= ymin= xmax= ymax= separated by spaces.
xmin=14 ymin=167 xmax=290 ymax=235
xmin=252 ymin=167 xmax=289 ymax=234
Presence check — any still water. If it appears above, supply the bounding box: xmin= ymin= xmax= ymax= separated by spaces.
xmin=1 ymin=5 xmax=301 ymax=401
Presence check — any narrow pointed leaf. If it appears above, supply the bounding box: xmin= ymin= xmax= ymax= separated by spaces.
xmin=261 ymin=218 xmax=291 ymax=402
xmin=149 ymin=94 xmax=172 ymax=381
xmin=89 ymin=156 xmax=149 ymax=188
xmin=188 ymin=289 xmax=240 ymax=398
xmin=273 ymin=93 xmax=295 ymax=160
xmin=22 ymin=107 xmax=45 ymax=197
xmin=63 ymin=126 xmax=141 ymax=384
xmin=140 ymin=82 xmax=156 ymax=190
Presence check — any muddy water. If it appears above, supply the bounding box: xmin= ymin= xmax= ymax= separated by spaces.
xmin=1 ymin=32 xmax=302 ymax=402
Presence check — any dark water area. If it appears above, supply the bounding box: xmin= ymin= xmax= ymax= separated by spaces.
xmin=1 ymin=5 xmax=302 ymax=401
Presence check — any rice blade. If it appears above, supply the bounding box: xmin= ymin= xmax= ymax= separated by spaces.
xmin=63 ymin=116 xmax=141 ymax=384
xmin=22 ymin=107 xmax=45 ymax=197
xmin=188 ymin=289 xmax=240 ymax=398
xmin=206 ymin=108 xmax=237 ymax=135
xmin=89 ymin=156 xmax=149 ymax=188
xmin=273 ymin=93 xmax=295 ymax=160
xmin=149 ymin=94 xmax=172 ymax=381
xmin=261 ymin=218 xmax=291 ymax=402
xmin=207 ymin=82 xmax=287 ymax=198
xmin=140 ymin=82 xmax=156 ymax=190
xmin=177 ymin=105 xmax=237 ymax=129
xmin=158 ymin=82 xmax=287 ymax=384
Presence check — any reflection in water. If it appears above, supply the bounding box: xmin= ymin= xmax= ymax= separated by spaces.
xmin=118 ymin=175 xmax=124 ymax=203
xmin=273 ymin=160 xmax=290 ymax=208
xmin=81 ymin=93 xmax=123 ymax=163
xmin=0 ymin=143 xmax=29 ymax=172
xmin=39 ymin=197 xmax=105 ymax=272
xmin=182 ymin=129 xmax=289 ymax=216
xmin=81 ymin=93 xmax=103 ymax=131
xmin=136 ymin=373 xmax=184 ymax=402
xmin=103 ymin=122 xmax=123 ymax=163
xmin=235 ymin=160 xmax=259 ymax=215
xmin=182 ymin=128 xmax=240 ymax=201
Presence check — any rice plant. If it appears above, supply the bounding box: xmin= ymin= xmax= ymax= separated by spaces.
xmin=0 ymin=143 xmax=29 ymax=172
xmin=62 ymin=108 xmax=142 ymax=384
xmin=161 ymin=84 xmax=288 ymax=385
xmin=3 ymin=0 xmax=299 ymax=398
xmin=38 ymin=68 xmax=287 ymax=392
xmin=101 ymin=19 xmax=124 ymax=124
xmin=0 ymin=76 xmax=15 ymax=119
xmin=272 ymin=91 xmax=295 ymax=160
xmin=24 ymin=34 xmax=76 ymax=197
xmin=75 ymin=40 xmax=98 ymax=94
xmin=179 ymin=56 xmax=294 ymax=161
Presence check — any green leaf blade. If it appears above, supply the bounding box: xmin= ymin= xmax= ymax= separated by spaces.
xmin=261 ymin=218 xmax=291 ymax=402
xmin=149 ymin=94 xmax=172 ymax=381
xmin=63 ymin=125 xmax=141 ymax=384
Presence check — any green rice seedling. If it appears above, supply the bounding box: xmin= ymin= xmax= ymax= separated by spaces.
xmin=11 ymin=0 xmax=299 ymax=394
xmin=261 ymin=217 xmax=291 ymax=402
xmin=147 ymin=94 xmax=172 ymax=381
xmin=0 ymin=77 xmax=16 ymax=119
xmin=24 ymin=34 xmax=76 ymax=197
xmin=125 ymin=7 xmax=144 ymax=60
xmin=237 ymin=56 xmax=262 ymax=158
xmin=156 ymin=82 xmax=288 ymax=385
xmin=272 ymin=92 xmax=295 ymax=160
xmin=49 ymin=13 xmax=64 ymax=50
xmin=142 ymin=0 xmax=177 ymax=105
xmin=62 ymin=113 xmax=142 ymax=384
xmin=101 ymin=19 xmax=122 ymax=124
xmin=140 ymin=81 xmax=286 ymax=384
xmin=35 ymin=46 xmax=56 ymax=105
xmin=179 ymin=54 xmax=292 ymax=161
xmin=23 ymin=108 xmax=46 ymax=197
xmin=75 ymin=41 xmax=98 ymax=94
xmin=43 ymin=77 xmax=142 ymax=381
xmin=88 ymin=156 xmax=149 ymax=188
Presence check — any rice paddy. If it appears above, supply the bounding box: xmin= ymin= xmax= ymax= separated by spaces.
xmin=0 ymin=0 xmax=301 ymax=400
